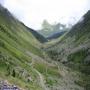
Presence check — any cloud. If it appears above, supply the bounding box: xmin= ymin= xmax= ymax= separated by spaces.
xmin=0 ymin=0 xmax=5 ymax=4
xmin=2 ymin=0 xmax=90 ymax=30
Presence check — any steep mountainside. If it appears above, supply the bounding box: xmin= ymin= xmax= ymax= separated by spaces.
xmin=21 ymin=23 xmax=47 ymax=43
xmin=46 ymin=10 xmax=90 ymax=90
xmin=0 ymin=5 xmax=46 ymax=89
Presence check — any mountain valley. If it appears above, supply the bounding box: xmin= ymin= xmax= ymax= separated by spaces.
xmin=0 ymin=5 xmax=90 ymax=90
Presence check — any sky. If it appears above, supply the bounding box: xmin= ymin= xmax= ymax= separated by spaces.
xmin=0 ymin=0 xmax=90 ymax=30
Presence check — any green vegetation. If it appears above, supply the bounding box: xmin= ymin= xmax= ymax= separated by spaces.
xmin=67 ymin=49 xmax=90 ymax=90
xmin=45 ymin=10 xmax=90 ymax=90
xmin=34 ymin=61 xmax=60 ymax=77
xmin=33 ymin=61 xmax=60 ymax=87
xmin=0 ymin=5 xmax=45 ymax=89
xmin=68 ymin=49 xmax=88 ymax=63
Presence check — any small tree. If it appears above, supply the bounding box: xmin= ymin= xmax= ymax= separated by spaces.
xmin=12 ymin=69 xmax=16 ymax=77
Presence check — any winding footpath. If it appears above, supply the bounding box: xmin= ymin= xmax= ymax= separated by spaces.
xmin=27 ymin=51 xmax=49 ymax=90
xmin=33 ymin=69 xmax=49 ymax=90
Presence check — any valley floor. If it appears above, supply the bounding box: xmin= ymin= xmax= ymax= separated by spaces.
xmin=33 ymin=61 xmax=85 ymax=90
xmin=0 ymin=51 xmax=85 ymax=90
xmin=25 ymin=51 xmax=85 ymax=90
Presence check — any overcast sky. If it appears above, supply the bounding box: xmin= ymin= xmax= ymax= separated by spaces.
xmin=0 ymin=0 xmax=90 ymax=30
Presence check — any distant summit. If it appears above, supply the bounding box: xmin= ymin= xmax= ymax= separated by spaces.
xmin=38 ymin=20 xmax=69 ymax=39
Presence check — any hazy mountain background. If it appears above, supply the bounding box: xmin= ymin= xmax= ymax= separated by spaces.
xmin=38 ymin=20 xmax=70 ymax=40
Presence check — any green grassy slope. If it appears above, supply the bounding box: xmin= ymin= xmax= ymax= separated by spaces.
xmin=0 ymin=5 xmax=46 ymax=89
xmin=0 ymin=5 xmax=44 ymax=56
xmin=21 ymin=23 xmax=48 ymax=43
xmin=45 ymin=10 xmax=90 ymax=90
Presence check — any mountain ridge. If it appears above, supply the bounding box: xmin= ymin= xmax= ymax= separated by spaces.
xmin=45 ymin=10 xmax=90 ymax=90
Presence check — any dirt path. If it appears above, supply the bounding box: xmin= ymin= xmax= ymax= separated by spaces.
xmin=26 ymin=51 xmax=49 ymax=90
xmin=33 ymin=69 xmax=49 ymax=90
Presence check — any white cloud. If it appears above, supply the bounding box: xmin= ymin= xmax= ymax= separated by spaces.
xmin=2 ymin=0 xmax=90 ymax=30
